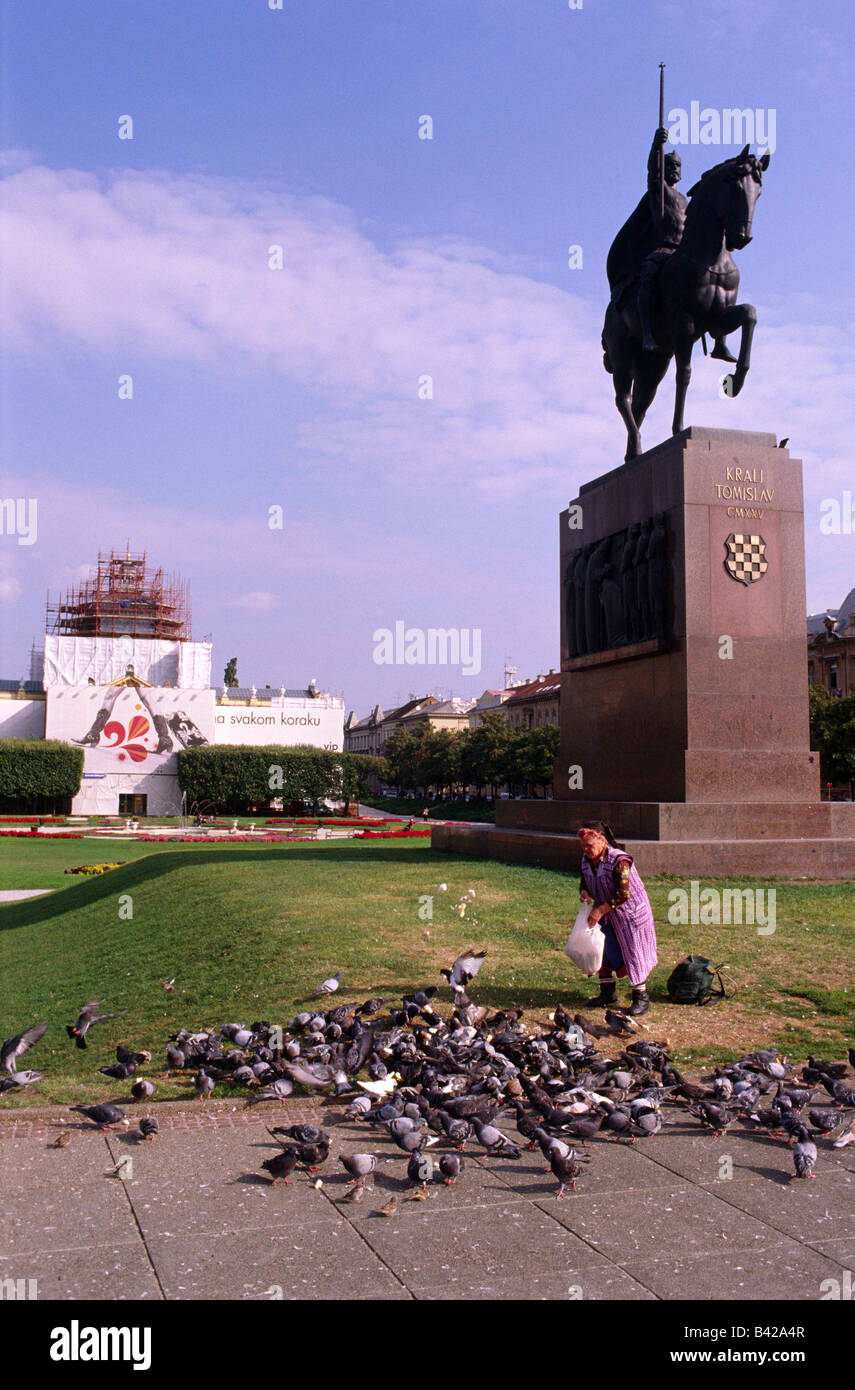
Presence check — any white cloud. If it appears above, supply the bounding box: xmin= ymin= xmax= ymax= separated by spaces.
xmin=230 ymin=591 xmax=280 ymax=612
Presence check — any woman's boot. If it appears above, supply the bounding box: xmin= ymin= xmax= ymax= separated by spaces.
xmin=629 ymin=986 xmax=650 ymax=1017
xmin=587 ymin=977 xmax=617 ymax=1008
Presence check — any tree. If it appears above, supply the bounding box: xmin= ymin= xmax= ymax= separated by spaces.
xmin=466 ymin=713 xmax=513 ymax=797
xmin=223 ymin=658 xmax=238 ymax=688
xmin=809 ymin=686 xmax=855 ymax=789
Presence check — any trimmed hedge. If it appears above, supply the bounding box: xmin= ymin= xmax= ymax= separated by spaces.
xmin=177 ymin=745 xmax=386 ymax=812
xmin=0 ymin=740 xmax=83 ymax=811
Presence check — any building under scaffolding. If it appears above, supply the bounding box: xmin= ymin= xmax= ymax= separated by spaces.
xmin=45 ymin=550 xmax=191 ymax=642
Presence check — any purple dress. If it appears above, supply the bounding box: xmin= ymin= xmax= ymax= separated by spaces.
xmin=580 ymin=845 xmax=658 ymax=987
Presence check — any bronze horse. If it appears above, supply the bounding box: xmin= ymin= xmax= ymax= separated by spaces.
xmin=602 ymin=145 xmax=770 ymax=461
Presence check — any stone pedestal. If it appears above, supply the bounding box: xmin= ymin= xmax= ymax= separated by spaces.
xmin=434 ymin=427 xmax=855 ymax=878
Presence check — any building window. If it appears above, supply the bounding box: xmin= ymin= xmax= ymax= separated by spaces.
xmin=829 ymin=664 xmax=838 ymax=692
xmin=119 ymin=794 xmax=148 ymax=816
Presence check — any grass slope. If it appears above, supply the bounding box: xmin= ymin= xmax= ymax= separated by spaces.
xmin=1 ymin=840 xmax=852 ymax=1106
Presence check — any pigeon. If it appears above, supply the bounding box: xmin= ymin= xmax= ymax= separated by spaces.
xmin=440 ymin=949 xmax=487 ymax=992
xmin=277 ymin=1124 xmax=329 ymax=1146
xmin=550 ymin=1147 xmax=586 ymax=1198
xmin=139 ymin=1117 xmax=159 ymax=1141
xmin=830 ymin=1081 xmax=855 ymax=1110
xmin=339 ymin=1153 xmax=377 ymax=1183
xmin=809 ymin=1109 xmax=842 ymax=1135
xmin=1 ymin=1022 xmax=47 ymax=1073
xmin=194 ymin=1069 xmax=215 ymax=1101
xmin=346 ymin=1095 xmax=373 ymax=1120
xmin=792 ymin=1140 xmax=817 ymax=1179
xmin=71 ymin=1103 xmax=128 ymax=1130
xmin=312 ymin=972 xmax=342 ymax=998
xmin=407 ymin=1151 xmax=434 ymax=1188
xmin=0 ymin=1070 xmax=45 ymax=1093
xmin=471 ymin=1120 xmax=521 ymax=1158
xmin=249 ymin=1078 xmax=295 ymax=1104
xmin=439 ymin=1153 xmax=464 ymax=1185
xmin=116 ymin=1045 xmax=151 ymax=1066
xmin=832 ymin=1116 xmax=855 ymax=1148
xmin=131 ymin=1080 xmax=156 ymax=1101
xmin=66 ymin=1001 xmax=126 ymax=1050
xmin=262 ymin=1146 xmax=299 ymax=1185
xmin=99 ymin=1061 xmax=137 ymax=1081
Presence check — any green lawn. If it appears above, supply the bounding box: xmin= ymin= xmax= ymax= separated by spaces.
xmin=1 ymin=838 xmax=853 ymax=1107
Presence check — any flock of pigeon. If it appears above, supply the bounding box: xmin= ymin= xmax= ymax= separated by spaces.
xmin=2 ymin=951 xmax=854 ymax=1199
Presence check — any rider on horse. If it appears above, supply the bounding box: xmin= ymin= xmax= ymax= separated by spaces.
xmin=608 ymin=128 xmax=736 ymax=362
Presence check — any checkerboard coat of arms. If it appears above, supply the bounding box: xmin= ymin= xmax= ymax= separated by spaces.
xmin=724 ymin=532 xmax=769 ymax=585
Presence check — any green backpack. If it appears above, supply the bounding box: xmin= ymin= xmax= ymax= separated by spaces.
xmin=667 ymin=954 xmax=730 ymax=1006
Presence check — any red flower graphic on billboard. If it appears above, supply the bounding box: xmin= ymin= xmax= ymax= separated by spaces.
xmin=103 ymin=716 xmax=150 ymax=762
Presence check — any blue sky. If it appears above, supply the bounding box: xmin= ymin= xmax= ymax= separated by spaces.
xmin=2 ymin=0 xmax=854 ymax=711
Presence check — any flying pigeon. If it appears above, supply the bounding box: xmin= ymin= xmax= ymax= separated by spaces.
xmin=1 ymin=1022 xmax=47 ymax=1074
xmin=0 ymin=1070 xmax=45 ymax=1093
xmin=66 ymin=1001 xmax=127 ymax=1050
xmin=440 ymin=949 xmax=487 ymax=992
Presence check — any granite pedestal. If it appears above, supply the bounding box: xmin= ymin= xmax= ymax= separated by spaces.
xmin=435 ymin=427 xmax=855 ymax=877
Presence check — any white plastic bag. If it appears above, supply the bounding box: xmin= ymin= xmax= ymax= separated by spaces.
xmin=564 ymin=902 xmax=606 ymax=977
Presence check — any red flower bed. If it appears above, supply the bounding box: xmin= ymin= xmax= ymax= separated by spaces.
xmin=138 ymin=834 xmax=293 ymax=843
xmin=0 ymin=815 xmax=68 ymax=823
xmin=353 ymin=828 xmax=432 ymax=839
xmin=0 ymin=830 xmax=84 ymax=838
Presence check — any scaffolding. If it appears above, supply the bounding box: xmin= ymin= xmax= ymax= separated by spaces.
xmin=46 ymin=550 xmax=191 ymax=641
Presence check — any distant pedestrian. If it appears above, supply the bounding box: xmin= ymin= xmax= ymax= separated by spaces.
xmin=422 ymin=807 xmax=430 ymax=821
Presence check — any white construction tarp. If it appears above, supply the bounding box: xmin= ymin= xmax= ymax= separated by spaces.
xmin=43 ymin=636 xmax=212 ymax=690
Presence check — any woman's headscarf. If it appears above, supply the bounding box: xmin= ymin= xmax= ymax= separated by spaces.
xmin=578 ymin=819 xmax=626 ymax=851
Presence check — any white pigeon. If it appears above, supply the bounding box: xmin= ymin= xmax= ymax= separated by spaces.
xmin=312 ymin=972 xmax=342 ymax=997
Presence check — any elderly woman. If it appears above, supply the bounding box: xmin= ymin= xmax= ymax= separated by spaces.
xmin=577 ymin=820 xmax=658 ymax=1017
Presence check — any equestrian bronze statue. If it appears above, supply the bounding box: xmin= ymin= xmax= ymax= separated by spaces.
xmin=602 ymin=123 xmax=770 ymax=461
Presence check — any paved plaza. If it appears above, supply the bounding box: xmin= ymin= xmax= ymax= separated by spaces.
xmin=2 ymin=1099 xmax=853 ymax=1303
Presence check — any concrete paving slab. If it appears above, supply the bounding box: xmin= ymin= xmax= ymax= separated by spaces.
xmin=408 ymin=1264 xmax=659 ymax=1301
xmin=124 ymin=1174 xmax=342 ymax=1240
xmin=805 ymin=1236 xmax=855 ymax=1274
xmin=144 ymin=1224 xmax=411 ymax=1300
xmin=627 ymin=1126 xmax=799 ymax=1185
xmin=0 ymin=1243 xmax=162 ymax=1301
xmin=353 ymin=1199 xmax=607 ymax=1285
xmin=0 ymin=1179 xmax=143 ymax=1257
xmin=484 ymin=1138 xmax=688 ymax=1199
xmin=622 ymin=1239 xmax=851 ymax=1301
xmin=540 ymin=1184 xmax=780 ymax=1262
xmin=103 ymin=1119 xmax=291 ymax=1181
xmin=0 ymin=1128 xmax=111 ymax=1190
xmin=698 ymin=1166 xmax=855 ymax=1243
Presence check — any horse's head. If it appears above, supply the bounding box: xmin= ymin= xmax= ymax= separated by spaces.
xmin=688 ymin=145 xmax=770 ymax=251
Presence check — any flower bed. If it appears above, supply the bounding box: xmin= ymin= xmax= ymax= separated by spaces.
xmin=65 ymin=863 xmax=127 ymax=875
xmin=353 ymin=828 xmax=432 ymax=839
xmin=0 ymin=815 xmax=68 ymax=823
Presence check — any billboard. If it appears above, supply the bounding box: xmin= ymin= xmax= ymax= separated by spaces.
xmin=213 ymin=699 xmax=343 ymax=751
xmin=45 ymin=686 xmax=216 ymax=774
